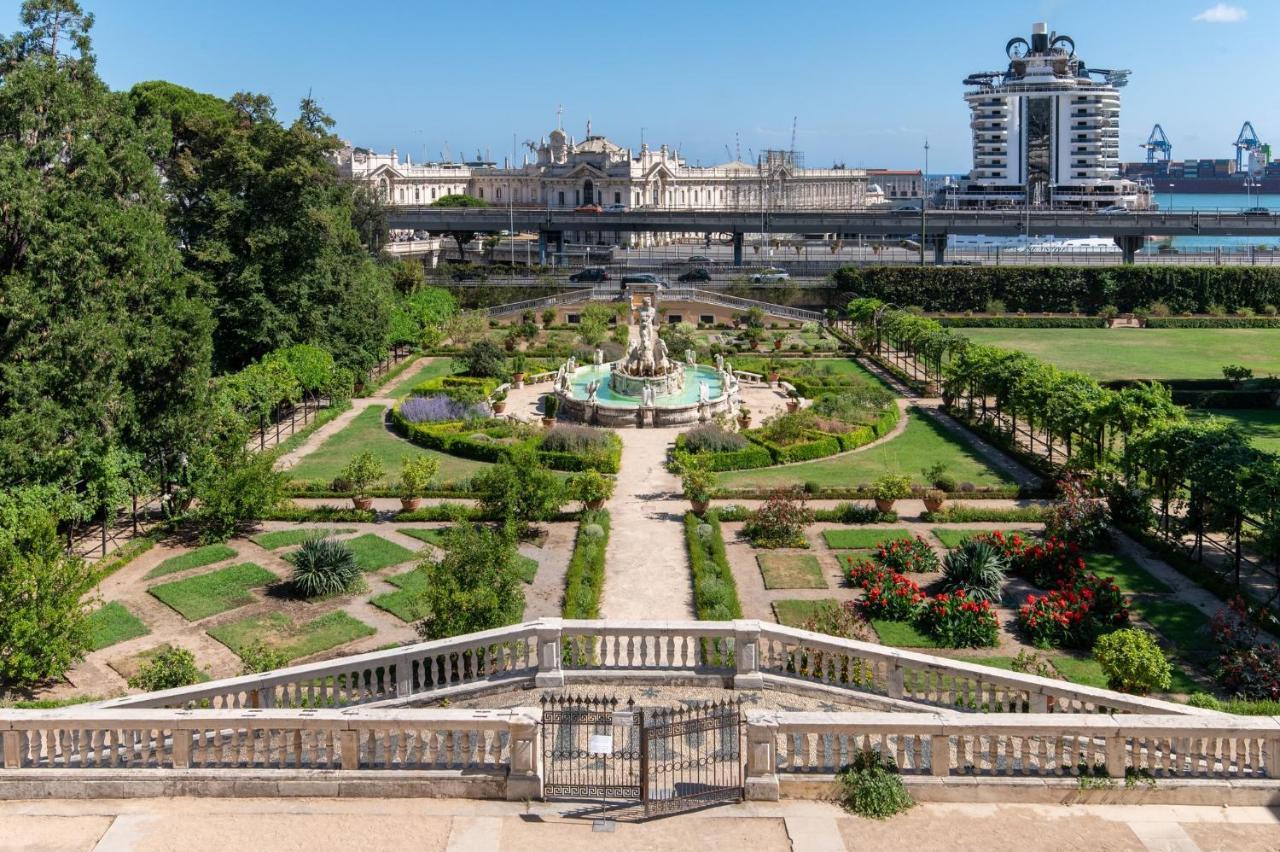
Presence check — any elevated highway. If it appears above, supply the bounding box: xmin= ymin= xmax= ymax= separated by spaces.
xmin=385 ymin=206 xmax=1280 ymax=264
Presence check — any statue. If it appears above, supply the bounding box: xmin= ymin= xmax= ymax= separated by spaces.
xmin=594 ymin=348 xmax=603 ymax=365
xmin=643 ymin=384 xmax=655 ymax=407
xmin=610 ymin=292 xmax=685 ymax=398
xmin=685 ymin=349 xmax=695 ymax=366
xmin=587 ymin=379 xmax=599 ymax=404
xmin=715 ymin=353 xmax=724 ymax=371
xmin=698 ymin=380 xmax=709 ymax=403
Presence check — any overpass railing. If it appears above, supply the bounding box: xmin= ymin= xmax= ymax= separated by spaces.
xmin=483 ymin=288 xmax=596 ymax=318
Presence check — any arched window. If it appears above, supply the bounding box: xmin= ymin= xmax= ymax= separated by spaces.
xmin=414 ymin=188 xmax=420 ymax=202
xmin=583 ymin=179 xmax=594 ymax=205
xmin=378 ymin=178 xmax=388 ymax=201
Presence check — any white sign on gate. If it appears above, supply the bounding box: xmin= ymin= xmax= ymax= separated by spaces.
xmin=587 ymin=734 xmax=614 ymax=755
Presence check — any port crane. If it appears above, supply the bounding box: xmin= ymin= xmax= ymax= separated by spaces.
xmin=1235 ymin=122 xmax=1262 ymax=171
xmin=1141 ymin=124 xmax=1172 ymax=163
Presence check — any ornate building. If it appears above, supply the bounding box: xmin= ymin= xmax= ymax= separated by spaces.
xmin=335 ymin=125 xmax=878 ymax=244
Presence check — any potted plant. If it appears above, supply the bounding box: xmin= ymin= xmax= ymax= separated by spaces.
xmin=678 ymin=456 xmax=715 ymax=515
xmin=870 ymin=474 xmax=912 ymax=514
xmin=923 ymin=488 xmax=946 ymax=514
xmin=541 ymin=393 xmax=559 ymax=427
xmin=399 ymin=455 xmax=439 ymax=512
xmin=491 ymin=388 xmax=508 ymax=415
xmin=766 ymin=357 xmax=782 ymax=386
xmin=503 ymin=328 xmax=520 ymax=351
xmin=737 ymin=405 xmax=752 ymax=429
xmin=772 ymin=331 xmax=786 ymax=351
xmin=541 ymin=308 xmax=557 ymax=329
xmin=341 ymin=451 xmax=384 ymax=511
xmin=511 ymin=354 xmax=527 ymax=388
xmin=785 ymin=387 xmax=802 ymax=413
xmin=570 ymin=469 xmax=615 ymax=511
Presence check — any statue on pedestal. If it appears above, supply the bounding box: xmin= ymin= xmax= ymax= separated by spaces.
xmin=698 ymin=380 xmax=709 ymax=403
xmin=685 ymin=349 xmax=695 ymax=366
xmin=642 ymin=384 xmax=655 ymax=407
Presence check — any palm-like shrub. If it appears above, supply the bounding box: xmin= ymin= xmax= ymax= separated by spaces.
xmin=290 ymin=537 xmax=360 ymax=599
xmin=940 ymin=540 xmax=1008 ymax=603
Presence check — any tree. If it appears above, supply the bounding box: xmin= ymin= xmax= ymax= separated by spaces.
xmin=463 ymin=340 xmax=507 ymax=378
xmin=430 ymin=193 xmax=487 ymax=260
xmin=471 ymin=449 xmax=565 ymax=535
xmin=190 ymin=448 xmax=286 ymax=542
xmin=415 ymin=522 xmax=525 ymax=639
xmin=577 ymin=304 xmax=615 ymax=347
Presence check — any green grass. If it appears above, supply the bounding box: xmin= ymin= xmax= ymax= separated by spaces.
xmin=286 ymin=404 xmax=488 ymax=487
xmin=1136 ymin=601 xmax=1215 ymax=655
xmin=147 ymin=562 xmax=277 ymax=621
xmin=1050 ymin=654 xmax=1201 ymax=694
xmin=957 ymin=328 xmax=1280 ymax=381
xmin=756 ymin=553 xmax=826 ymax=589
xmin=250 ymin=528 xmax=355 ymax=550
xmin=822 ymin=528 xmax=913 ymax=550
xmin=515 ymin=553 xmax=539 ymax=584
xmin=397 ymin=527 xmax=450 ymax=547
xmin=1191 ymin=408 xmax=1280 ymax=453
xmin=772 ymin=598 xmax=842 ymax=628
xmin=385 ymin=357 xmax=459 ymax=397
xmin=717 ymin=408 xmax=1014 ymax=490
xmin=870 ymin=619 xmax=941 ymax=648
xmin=371 ymin=568 xmax=431 ymax=622
xmin=931 ymin=528 xmax=1004 ymax=548
xmin=1081 ymin=551 xmax=1172 ymax=594
xmin=344 ymin=533 xmax=418 ymax=572
xmin=956 ymin=655 xmax=1019 ymax=672
xmin=86 ymin=602 xmax=149 ymax=651
xmin=145 ymin=544 xmax=237 ymax=579
xmin=731 ymin=356 xmax=891 ymax=390
xmin=208 ymin=610 xmax=376 ymax=662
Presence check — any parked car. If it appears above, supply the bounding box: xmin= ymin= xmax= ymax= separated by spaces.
xmin=604 ymin=203 xmax=626 ymax=212
xmin=620 ymin=273 xmax=668 ymax=288
xmin=686 ymin=255 xmax=713 ymax=264
xmin=1242 ymin=207 xmax=1273 ymax=216
xmin=751 ymin=267 xmax=790 ymax=283
xmin=575 ymin=203 xmax=604 ymax=213
xmin=569 ymin=267 xmax=610 ymax=283
xmin=677 ymin=268 xmax=711 ymax=283
xmin=1098 ymin=205 xmax=1130 ymax=214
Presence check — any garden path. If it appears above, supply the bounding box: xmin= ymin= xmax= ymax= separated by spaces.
xmin=599 ymin=428 xmax=695 ymax=620
xmin=273 ymin=397 xmax=395 ymax=471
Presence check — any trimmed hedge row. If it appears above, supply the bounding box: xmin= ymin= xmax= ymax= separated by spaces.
xmin=681 ymin=406 xmax=901 ymax=472
xmin=673 ymin=434 xmax=774 ymax=471
xmin=937 ymin=316 xmax=1107 ymax=328
xmin=1144 ymin=317 xmax=1280 ymax=329
xmin=685 ymin=511 xmax=743 ymax=621
xmin=833 ymin=265 xmax=1280 ymax=314
xmin=750 ymin=430 xmax=843 ymax=464
xmin=562 ymin=510 xmax=610 ymax=619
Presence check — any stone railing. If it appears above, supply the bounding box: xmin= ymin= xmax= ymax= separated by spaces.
xmin=93 ymin=619 xmax=1210 ymax=717
xmin=744 ymin=710 xmax=1280 ymax=800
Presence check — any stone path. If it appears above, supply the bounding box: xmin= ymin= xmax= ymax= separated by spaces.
xmin=5 ymin=797 xmax=1278 ymax=851
xmin=599 ymin=428 xmax=695 ymax=620
xmin=273 ymin=397 xmax=394 ymax=472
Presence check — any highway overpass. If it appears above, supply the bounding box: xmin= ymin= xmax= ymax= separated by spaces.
xmin=384 ymin=206 xmax=1280 ymax=264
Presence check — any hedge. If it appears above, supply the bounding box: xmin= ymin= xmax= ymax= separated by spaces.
xmin=937 ymin=316 xmax=1107 ymax=328
xmin=674 ymin=438 xmax=774 ymax=472
xmin=1144 ymin=317 xmax=1280 ymax=329
xmin=562 ymin=510 xmax=610 ymax=619
xmin=749 ymin=430 xmax=843 ymax=464
xmin=685 ymin=405 xmax=899 ymax=471
xmin=833 ymin=265 xmax=1280 ymax=314
xmin=685 ymin=511 xmax=744 ymax=629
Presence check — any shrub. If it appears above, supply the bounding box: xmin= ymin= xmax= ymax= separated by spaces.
xmin=686 ymin=512 xmax=742 ymax=624
xmin=846 ymin=559 xmax=924 ymax=621
xmin=1093 ymin=628 xmax=1172 ymax=695
xmin=742 ymin=488 xmax=813 ymax=548
xmin=1017 ymin=573 xmax=1128 ymax=649
xmin=540 ymin=424 xmax=613 ymax=454
xmin=682 ymin=423 xmax=748 ymax=453
xmin=239 ymin=641 xmax=290 ymax=675
xmin=192 ymin=450 xmax=287 ymax=542
xmin=940 ymin=540 xmax=1008 ymax=603
xmin=757 ymin=411 xmax=816 ymax=446
xmin=674 ymin=453 xmax=715 ymax=504
xmin=563 ymin=511 xmax=611 ymax=619
xmin=1222 ymin=364 xmax=1254 ymax=386
xmin=870 ymin=474 xmax=912 ymax=503
xmin=568 ymin=470 xmax=615 ymax=507
xmin=128 ymin=647 xmax=203 ymax=691
xmin=814 ymin=502 xmax=884 ymax=524
xmin=1043 ymin=475 xmax=1110 ymax=548
xmin=835 ymin=748 xmax=914 ymax=819
xmin=400 ymin=394 xmax=485 ymax=423
xmin=290 ymin=537 xmax=361 ymax=598
xmin=582 ymin=523 xmax=605 ymax=539
xmin=917 ymin=591 xmax=1000 ymax=648
xmin=1097 ymin=304 xmax=1119 ymax=320
xmin=340 ymin=451 xmax=384 ymax=496
xmin=1147 ymin=300 xmax=1171 ymax=318
xmin=416 ymin=523 xmax=526 ymax=639
xmin=1015 ymin=536 xmax=1085 ymax=588
xmin=400 ymin=456 xmax=440 ymax=498
xmin=1211 ymin=597 xmax=1280 ymax=700
xmin=1011 ymin=648 xmax=1057 ymax=679
xmin=873 ymin=536 xmax=940 ymax=573
xmin=471 ymin=449 xmax=565 ymax=536
xmin=801 ymin=600 xmax=872 ymax=641
xmin=462 ymin=339 xmax=507 ymax=378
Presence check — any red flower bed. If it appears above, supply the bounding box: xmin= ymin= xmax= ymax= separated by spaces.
xmin=1212 ymin=597 xmax=1280 ymax=701
xmin=1017 ymin=572 xmax=1129 ymax=649
xmin=873 ymin=536 xmax=940 ymax=573
xmin=917 ymin=591 xmax=1000 ymax=648
xmin=844 ymin=557 xmax=924 ymax=621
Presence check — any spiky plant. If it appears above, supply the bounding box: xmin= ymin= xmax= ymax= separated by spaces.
xmin=290 ymin=537 xmax=360 ymax=599
xmin=940 ymin=540 xmax=1008 ymax=603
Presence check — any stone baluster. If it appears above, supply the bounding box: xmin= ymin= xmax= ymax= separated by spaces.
xmin=534 ymin=618 xmax=565 ymax=687
xmin=505 ymin=708 xmax=543 ymax=801
xmin=1105 ymin=735 xmax=1127 ymax=779
xmin=2 ymin=731 xmax=19 ymax=769
xmin=1266 ymin=736 xmax=1280 ymax=779
xmin=886 ymin=663 xmax=905 ymax=699
xmin=930 ymin=734 xmax=951 ymax=776
xmin=744 ymin=712 xmax=780 ymax=801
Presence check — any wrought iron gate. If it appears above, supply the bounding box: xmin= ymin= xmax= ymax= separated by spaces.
xmin=540 ymin=695 xmax=742 ymax=818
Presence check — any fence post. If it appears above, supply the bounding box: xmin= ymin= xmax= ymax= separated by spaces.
xmin=534 ymin=618 xmax=565 ymax=687
xmin=340 ymin=729 xmax=360 ymax=770
xmin=930 ymin=734 xmax=951 ymax=777
xmin=505 ymin=708 xmax=544 ymax=801
xmin=733 ymin=621 xmax=763 ymax=689
xmin=171 ymin=728 xmax=190 ymax=768
xmin=3 ymin=731 xmax=19 ymax=769
xmin=744 ymin=711 xmax=780 ymax=801
xmin=1105 ymin=735 xmax=1127 ymax=779
xmin=886 ymin=663 xmax=905 ymax=700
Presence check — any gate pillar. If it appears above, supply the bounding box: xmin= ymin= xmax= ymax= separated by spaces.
xmin=733 ymin=620 xmax=764 ymax=690
xmin=534 ymin=618 xmax=565 ymax=687
xmin=744 ymin=711 xmax=780 ymax=801
xmin=506 ymin=708 xmax=544 ymax=801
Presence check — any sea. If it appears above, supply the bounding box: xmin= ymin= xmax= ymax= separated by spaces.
xmin=1156 ymin=192 xmax=1280 ymax=250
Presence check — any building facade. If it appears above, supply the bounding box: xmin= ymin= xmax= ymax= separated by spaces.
xmin=947 ymin=22 xmax=1149 ymax=209
xmin=335 ymin=126 xmax=878 ymax=244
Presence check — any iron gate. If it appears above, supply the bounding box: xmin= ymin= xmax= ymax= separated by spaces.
xmin=540 ymin=695 xmax=742 ymax=817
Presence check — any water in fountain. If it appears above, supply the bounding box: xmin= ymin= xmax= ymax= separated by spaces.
xmin=610 ymin=297 xmax=685 ymax=398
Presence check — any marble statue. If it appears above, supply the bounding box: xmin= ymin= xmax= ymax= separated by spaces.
xmin=714 ymin=353 xmax=724 ymax=371
xmin=642 ymin=384 xmax=655 ymax=406
xmin=594 ymin=348 xmax=603 ymax=365
xmin=685 ymin=349 xmax=695 ymax=366
xmin=698 ymin=380 xmax=709 ymax=403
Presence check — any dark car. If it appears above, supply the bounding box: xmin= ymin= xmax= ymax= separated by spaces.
xmin=677 ymin=268 xmax=711 ymax=282
xmin=568 ymin=267 xmax=610 ymax=283
xmin=1242 ymin=207 xmax=1273 ymax=216
xmin=620 ymin=272 xmax=668 ymax=288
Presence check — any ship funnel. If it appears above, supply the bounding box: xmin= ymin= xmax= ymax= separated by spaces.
xmin=1031 ymin=22 xmax=1047 ymax=35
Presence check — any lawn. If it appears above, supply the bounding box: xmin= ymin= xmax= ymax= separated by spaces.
xmin=731 ymin=356 xmax=891 ymax=390
xmin=250 ymin=528 xmax=355 ymax=550
xmin=372 ymin=568 xmax=431 ymax=622
xmin=870 ymin=619 xmax=941 ymax=648
xmin=208 ymin=611 xmax=376 ymax=662
xmin=1050 ymin=654 xmax=1201 ymax=695
xmin=1082 ymin=551 xmax=1172 ymax=594
xmin=957 ymin=328 xmax=1280 ymax=381
xmin=1191 ymin=408 xmax=1280 ymax=453
xmin=932 ymin=528 xmax=1003 ymax=548
xmin=344 ymin=533 xmax=418 ymax=572
xmin=145 ymin=544 xmax=237 ymax=579
xmin=756 ymin=553 xmax=826 ymax=589
xmin=1136 ymin=601 xmax=1215 ymax=656
xmin=717 ymin=408 xmax=1014 ymax=490
xmin=147 ymin=563 xmax=277 ymax=621
xmin=384 ymin=357 xmax=459 ymax=397
xmin=86 ymin=602 xmax=149 ymax=651
xmin=286 ymin=405 xmax=488 ymax=487
xmin=772 ymin=598 xmax=842 ymax=628
xmin=515 ymin=553 xmax=539 ymax=584
xmin=822 ymin=528 xmax=913 ymax=550
xmin=398 ymin=527 xmax=450 ymax=547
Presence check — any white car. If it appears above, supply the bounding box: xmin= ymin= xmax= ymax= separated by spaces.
xmin=751 ymin=267 xmax=790 ymax=283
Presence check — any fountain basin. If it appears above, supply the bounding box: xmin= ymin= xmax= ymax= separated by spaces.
xmin=556 ymin=363 xmax=738 ymax=428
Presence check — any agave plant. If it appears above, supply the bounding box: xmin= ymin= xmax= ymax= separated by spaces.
xmin=940 ymin=540 xmax=1008 ymax=603
xmin=290 ymin=537 xmax=360 ymax=599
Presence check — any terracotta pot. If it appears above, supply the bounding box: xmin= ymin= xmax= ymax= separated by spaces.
xmin=750 ymin=341 xmax=760 ymax=350
xmin=923 ymin=496 xmax=945 ymax=513
xmin=690 ymin=499 xmax=710 ymax=515
xmin=786 ymin=400 xmax=800 ymax=413
xmin=542 ymin=417 xmax=556 ymax=428
xmin=773 ymin=340 xmax=783 ymax=350
xmin=512 ymin=372 xmax=525 ymax=389
xmin=738 ymin=416 xmax=751 ymax=429
xmin=587 ymin=499 xmax=605 ymax=511
xmin=874 ymin=498 xmax=895 ymax=514
xmin=352 ymin=496 xmax=374 ymax=511
xmin=493 ymin=401 xmax=507 ymax=414
xmin=401 ymin=497 xmax=423 ymax=512
xmin=768 ymin=371 xmax=780 ymax=385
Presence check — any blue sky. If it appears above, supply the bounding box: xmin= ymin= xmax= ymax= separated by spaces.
xmin=9 ymin=1 xmax=1278 ymax=172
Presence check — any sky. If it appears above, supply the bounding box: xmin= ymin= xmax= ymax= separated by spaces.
xmin=7 ymin=0 xmax=1278 ymax=173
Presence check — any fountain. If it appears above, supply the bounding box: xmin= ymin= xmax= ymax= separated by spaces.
xmin=553 ymin=297 xmax=739 ymax=427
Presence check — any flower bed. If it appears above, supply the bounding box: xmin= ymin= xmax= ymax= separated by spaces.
xmin=845 ymin=559 xmax=924 ymax=621
xmin=916 ymin=591 xmax=1000 ymax=648
xmin=1017 ymin=573 xmax=1129 ymax=649
xmin=872 ymin=536 xmax=940 ymax=573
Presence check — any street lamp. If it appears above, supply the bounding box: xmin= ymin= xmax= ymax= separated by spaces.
xmin=920 ymin=139 xmax=929 ymax=267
